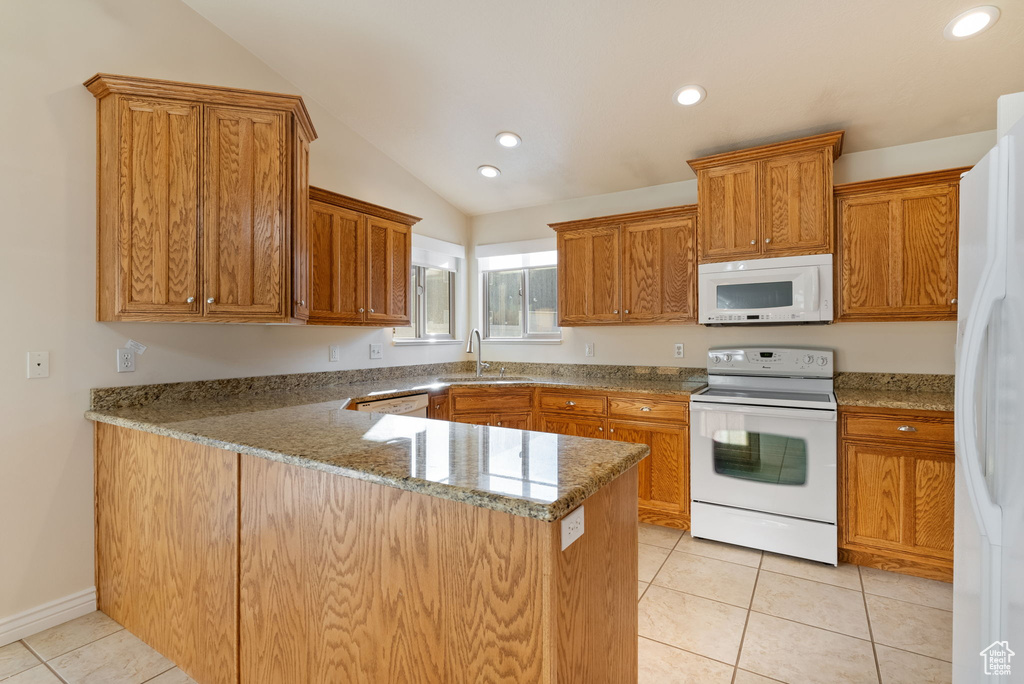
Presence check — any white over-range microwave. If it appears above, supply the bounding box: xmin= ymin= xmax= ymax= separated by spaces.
xmin=698 ymin=254 xmax=833 ymax=325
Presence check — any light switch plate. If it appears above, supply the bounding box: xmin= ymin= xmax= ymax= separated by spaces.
xmin=329 ymin=345 xmax=341 ymax=362
xmin=116 ymin=348 xmax=135 ymax=373
xmin=27 ymin=351 xmax=49 ymax=379
xmin=561 ymin=505 xmax=585 ymax=551
xmin=369 ymin=343 xmax=383 ymax=360
xmin=674 ymin=343 xmax=685 ymax=358
xmin=584 ymin=342 xmax=595 ymax=357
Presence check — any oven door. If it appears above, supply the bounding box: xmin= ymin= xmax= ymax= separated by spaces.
xmin=698 ymin=261 xmax=829 ymax=324
xmin=690 ymin=402 xmax=837 ymax=523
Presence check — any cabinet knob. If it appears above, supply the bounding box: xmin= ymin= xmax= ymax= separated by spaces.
xmin=206 ymin=297 xmax=215 ymax=304
xmin=765 ymin=238 xmax=772 ymax=244
xmin=300 ymin=300 xmax=306 ymax=307
xmin=496 ymin=421 xmax=502 ymax=426
xmin=186 ymin=296 xmax=195 ymax=304
xmin=613 ymin=310 xmax=619 ymax=314
xmin=359 ymin=308 xmax=365 ymax=313
xmin=641 ymin=406 xmax=652 ymax=412
xmin=951 ymin=298 xmax=958 ymax=304
xmin=897 ymin=425 xmax=918 ymax=433
xmin=435 ymin=404 xmax=441 ymax=410
xmin=598 ymin=427 xmax=603 ymax=432
xmin=566 ymin=401 xmax=576 ymax=406
xmin=750 ymin=240 xmax=756 ymax=245
xmin=370 ymin=309 xmax=375 ymax=313
xmin=609 ymin=428 xmax=615 ymax=433
xmin=624 ymin=309 xmax=630 ymax=314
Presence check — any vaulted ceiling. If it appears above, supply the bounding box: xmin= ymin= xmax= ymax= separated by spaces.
xmin=182 ymin=0 xmax=1024 ymax=215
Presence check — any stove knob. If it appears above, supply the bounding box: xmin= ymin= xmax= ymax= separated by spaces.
xmin=723 ymin=354 xmax=733 ymax=363
xmin=712 ymin=355 xmax=721 ymax=364
xmin=817 ymin=356 xmax=828 ymax=366
xmin=803 ymin=354 xmax=815 ymax=364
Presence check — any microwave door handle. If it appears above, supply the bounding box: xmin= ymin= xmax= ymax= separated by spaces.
xmin=690 ymin=402 xmax=836 ymax=422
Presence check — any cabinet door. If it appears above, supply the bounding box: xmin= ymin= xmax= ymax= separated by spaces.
xmin=539 ymin=414 xmax=607 ymax=439
xmin=117 ymin=98 xmax=201 ymax=317
xmin=697 ymin=161 xmax=760 ymax=262
xmin=557 ymin=227 xmax=622 ymax=324
xmin=427 ymin=391 xmax=449 ymax=421
xmin=494 ymin=413 xmax=532 ymax=430
xmin=609 ymin=421 xmax=689 ymax=527
xmin=308 ymin=201 xmax=365 ymax=323
xmin=622 ymin=214 xmax=696 ymax=322
xmin=840 ymin=441 xmax=954 ymax=560
xmin=366 ymin=216 xmax=411 ymax=325
xmin=204 ymin=106 xmax=288 ymax=319
xmin=762 ymin=150 xmax=831 ymax=255
xmin=838 ymin=183 xmax=958 ymax=321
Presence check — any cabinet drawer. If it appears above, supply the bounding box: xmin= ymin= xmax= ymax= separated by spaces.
xmin=450 ymin=389 xmax=532 ymax=413
xmin=537 ymin=391 xmax=607 ymax=416
xmin=842 ymin=412 xmax=953 ymax=446
xmin=608 ymin=396 xmax=688 ymax=424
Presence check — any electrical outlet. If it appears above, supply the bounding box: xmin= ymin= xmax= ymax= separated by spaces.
xmin=674 ymin=343 xmax=685 ymax=358
xmin=369 ymin=343 xmax=383 ymax=360
xmin=584 ymin=342 xmax=595 ymax=357
xmin=329 ymin=345 xmax=341 ymax=362
xmin=27 ymin=351 xmax=49 ymax=379
xmin=561 ymin=505 xmax=585 ymax=551
xmin=116 ymin=348 xmax=135 ymax=373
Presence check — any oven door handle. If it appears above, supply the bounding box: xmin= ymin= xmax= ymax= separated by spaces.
xmin=690 ymin=402 xmax=837 ymax=422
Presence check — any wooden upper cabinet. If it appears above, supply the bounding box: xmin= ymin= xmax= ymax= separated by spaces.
xmin=203 ymin=106 xmax=287 ymax=319
xmin=86 ymin=73 xmax=317 ymax=323
xmin=835 ymin=168 xmax=967 ymax=322
xmin=622 ymin=211 xmax=697 ymax=322
xmin=556 ymin=226 xmax=622 ymax=324
xmin=697 ymin=161 xmax=760 ymax=260
xmin=688 ymin=131 xmax=843 ymax=263
xmin=551 ymin=206 xmax=696 ymax=326
xmin=291 ymin=129 xmax=311 ymax=321
xmin=366 ymin=216 xmax=411 ymax=325
xmin=115 ymin=97 xmax=201 ymax=318
xmin=302 ymin=187 xmax=419 ymax=326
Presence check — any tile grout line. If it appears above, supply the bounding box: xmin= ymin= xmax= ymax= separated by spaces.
xmin=19 ymin=639 xmax=70 ymax=684
xmin=730 ymin=549 xmax=763 ymax=682
xmin=139 ymin=664 xmax=179 ymax=683
xmin=859 ymin=566 xmax=884 ymax=684
xmin=637 ymin=634 xmax=740 ymax=670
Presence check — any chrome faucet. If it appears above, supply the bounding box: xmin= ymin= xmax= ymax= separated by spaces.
xmin=466 ymin=328 xmax=490 ymax=377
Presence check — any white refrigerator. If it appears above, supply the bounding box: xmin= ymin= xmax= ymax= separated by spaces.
xmin=954 ymin=93 xmax=1024 ymax=682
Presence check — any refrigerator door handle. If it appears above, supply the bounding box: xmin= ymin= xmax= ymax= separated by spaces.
xmin=955 ymin=139 xmax=1008 ymax=545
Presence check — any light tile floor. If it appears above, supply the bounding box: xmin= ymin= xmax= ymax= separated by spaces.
xmin=2 ymin=524 xmax=952 ymax=684
xmin=638 ymin=523 xmax=954 ymax=684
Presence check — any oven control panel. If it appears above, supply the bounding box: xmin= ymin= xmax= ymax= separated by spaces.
xmin=707 ymin=347 xmax=834 ymax=378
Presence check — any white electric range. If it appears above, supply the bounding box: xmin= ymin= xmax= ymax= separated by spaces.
xmin=689 ymin=346 xmax=838 ymax=565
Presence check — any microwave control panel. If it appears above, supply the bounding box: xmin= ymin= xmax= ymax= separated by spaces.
xmin=707 ymin=347 xmax=834 ymax=378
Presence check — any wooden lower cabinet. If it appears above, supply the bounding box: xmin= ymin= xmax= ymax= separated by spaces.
xmin=427 ymin=389 xmax=449 ymax=421
xmin=838 ymin=407 xmax=955 ymax=581
xmin=539 ymin=413 xmax=607 ymax=439
xmin=610 ymin=421 xmax=690 ymax=530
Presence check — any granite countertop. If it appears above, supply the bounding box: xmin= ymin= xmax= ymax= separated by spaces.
xmin=87 ymin=372 xmax=708 ymax=522
xmin=835 ymin=389 xmax=954 ymax=412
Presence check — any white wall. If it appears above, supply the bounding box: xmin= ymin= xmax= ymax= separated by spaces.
xmin=0 ymin=0 xmax=470 ymax=621
xmin=471 ymin=130 xmax=995 ymax=373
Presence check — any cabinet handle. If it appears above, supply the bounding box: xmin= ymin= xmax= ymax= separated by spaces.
xmin=206 ymin=297 xmax=215 ymax=304
xmin=951 ymin=298 xmax=958 ymax=304
xmin=359 ymin=308 xmax=365 ymax=313
xmin=640 ymin=406 xmax=652 ymax=412
xmin=435 ymin=404 xmax=441 ymax=410
xmin=765 ymin=238 xmax=772 ymax=244
xmin=897 ymin=425 xmax=917 ymax=432
xmin=186 ymin=296 xmax=195 ymax=304
xmin=749 ymin=240 xmax=756 ymax=245
xmin=566 ymin=401 xmax=576 ymax=406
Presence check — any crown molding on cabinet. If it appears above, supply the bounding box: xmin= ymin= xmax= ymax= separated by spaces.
xmin=548 ymin=204 xmax=696 ymax=232
xmin=687 ymin=130 xmax=845 ymax=172
xmin=309 ymin=186 xmax=422 ymax=227
xmin=833 ymin=166 xmax=973 ymax=196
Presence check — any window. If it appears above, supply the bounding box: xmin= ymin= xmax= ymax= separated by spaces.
xmin=483 ymin=265 xmax=559 ymax=340
xmin=394 ymin=266 xmax=455 ymax=341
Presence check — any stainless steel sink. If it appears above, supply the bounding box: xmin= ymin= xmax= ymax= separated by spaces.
xmin=437 ymin=376 xmax=533 ymax=383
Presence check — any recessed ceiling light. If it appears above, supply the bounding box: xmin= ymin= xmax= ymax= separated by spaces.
xmin=673 ymin=85 xmax=707 ymax=106
xmin=496 ymin=132 xmax=522 ymax=148
xmin=944 ymin=6 xmax=1000 ymax=40
xmin=478 ymin=165 xmax=501 ymax=178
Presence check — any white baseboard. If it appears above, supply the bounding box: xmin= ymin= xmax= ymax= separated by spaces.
xmin=0 ymin=588 xmax=97 ymax=647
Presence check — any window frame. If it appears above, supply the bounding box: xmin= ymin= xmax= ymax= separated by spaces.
xmin=482 ymin=265 xmax=560 ymax=341
xmin=394 ymin=265 xmax=456 ymax=341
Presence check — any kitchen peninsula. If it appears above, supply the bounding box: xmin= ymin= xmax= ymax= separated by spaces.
xmin=86 ymin=369 xmax=657 ymax=683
